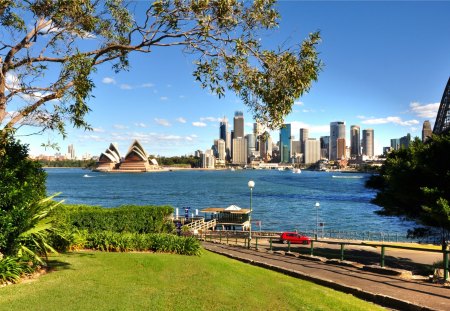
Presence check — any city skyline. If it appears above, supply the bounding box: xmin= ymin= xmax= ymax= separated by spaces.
xmin=14 ymin=1 xmax=450 ymax=157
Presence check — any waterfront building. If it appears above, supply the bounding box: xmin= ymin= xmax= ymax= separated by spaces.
xmin=96 ymin=143 xmax=121 ymax=171
xmin=119 ymin=140 xmax=152 ymax=172
xmin=246 ymin=134 xmax=255 ymax=163
xmin=422 ymin=120 xmax=432 ymax=142
xmin=304 ymin=139 xmax=321 ymax=165
xmin=279 ymin=124 xmax=292 ymax=163
xmin=337 ymin=138 xmax=346 ymax=160
xmin=362 ymin=129 xmax=374 ymax=158
xmin=194 ymin=150 xmax=202 ymax=157
xmin=232 ymin=137 xmax=247 ymax=165
xmin=219 ymin=117 xmax=230 ymax=159
xmin=299 ymin=128 xmax=309 ymax=154
xmin=201 ymin=149 xmax=215 ymax=169
xmin=433 ymin=77 xmax=450 ymax=135
xmin=67 ymin=144 xmax=76 ymax=160
xmin=400 ymin=133 xmax=411 ymax=149
xmin=233 ymin=111 xmax=244 ymax=138
xmin=214 ymin=139 xmax=226 ymax=161
xmin=350 ymin=125 xmax=360 ymax=158
xmin=320 ymin=136 xmax=330 ymax=159
xmin=390 ymin=139 xmax=400 ymax=151
xmin=330 ymin=121 xmax=346 ymax=160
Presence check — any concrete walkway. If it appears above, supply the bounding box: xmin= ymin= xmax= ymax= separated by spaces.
xmin=202 ymin=241 xmax=450 ymax=311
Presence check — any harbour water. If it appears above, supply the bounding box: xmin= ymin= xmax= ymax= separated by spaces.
xmin=46 ymin=168 xmax=418 ymax=235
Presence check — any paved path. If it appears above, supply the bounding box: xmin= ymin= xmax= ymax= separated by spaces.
xmin=202 ymin=241 xmax=450 ymax=311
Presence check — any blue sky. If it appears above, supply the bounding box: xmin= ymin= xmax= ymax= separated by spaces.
xmin=16 ymin=1 xmax=450 ymax=157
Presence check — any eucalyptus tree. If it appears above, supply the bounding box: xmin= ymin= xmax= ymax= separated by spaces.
xmin=0 ymin=0 xmax=321 ymax=143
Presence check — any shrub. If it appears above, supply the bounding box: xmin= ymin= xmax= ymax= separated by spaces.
xmin=83 ymin=231 xmax=201 ymax=256
xmin=0 ymin=256 xmax=33 ymax=284
xmin=53 ymin=204 xmax=175 ymax=234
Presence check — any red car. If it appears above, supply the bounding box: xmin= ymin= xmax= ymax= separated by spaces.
xmin=280 ymin=232 xmax=311 ymax=245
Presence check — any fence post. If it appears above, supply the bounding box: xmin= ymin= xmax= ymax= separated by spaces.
xmin=340 ymin=243 xmax=345 ymax=261
xmin=381 ymin=245 xmax=385 ymax=267
xmin=269 ymin=238 xmax=273 ymax=251
xmin=444 ymin=250 xmax=449 ymax=281
xmin=310 ymin=240 xmax=314 ymax=256
xmin=287 ymin=240 xmax=291 ymax=253
xmin=255 ymin=237 xmax=258 ymax=250
xmin=236 ymin=235 xmax=238 ymax=245
xmin=226 ymin=232 xmax=229 ymax=245
xmin=219 ymin=231 xmax=222 ymax=243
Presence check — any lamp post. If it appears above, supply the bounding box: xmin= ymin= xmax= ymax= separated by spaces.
xmin=315 ymin=202 xmax=320 ymax=239
xmin=248 ymin=180 xmax=255 ymax=248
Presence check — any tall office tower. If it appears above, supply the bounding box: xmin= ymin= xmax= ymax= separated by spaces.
xmin=67 ymin=144 xmax=75 ymax=160
xmin=400 ymin=133 xmax=411 ymax=149
xmin=350 ymin=125 xmax=360 ymax=158
xmin=254 ymin=121 xmax=264 ymax=151
xmin=246 ymin=134 xmax=255 ymax=161
xmin=330 ymin=121 xmax=346 ymax=160
xmin=259 ymin=132 xmax=272 ymax=162
xmin=219 ymin=117 xmax=228 ymax=141
xmin=232 ymin=137 xmax=247 ymax=165
xmin=362 ymin=129 xmax=374 ymax=157
xmin=337 ymin=138 xmax=346 ymax=160
xmin=226 ymin=131 xmax=231 ymax=160
xmin=291 ymin=140 xmax=300 ymax=155
xmin=304 ymin=139 xmax=321 ymax=164
xmin=233 ymin=111 xmax=244 ymax=138
xmin=279 ymin=124 xmax=292 ymax=163
xmin=320 ymin=136 xmax=330 ymax=159
xmin=299 ymin=128 xmax=309 ymax=154
xmin=422 ymin=120 xmax=432 ymax=142
xmin=390 ymin=138 xmax=400 ymax=151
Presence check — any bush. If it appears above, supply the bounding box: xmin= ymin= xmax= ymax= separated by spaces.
xmin=0 ymin=256 xmax=34 ymax=284
xmin=84 ymin=231 xmax=201 ymax=256
xmin=53 ymin=204 xmax=175 ymax=234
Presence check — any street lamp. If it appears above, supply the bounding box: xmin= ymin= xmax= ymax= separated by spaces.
xmin=315 ymin=202 xmax=320 ymax=239
xmin=248 ymin=180 xmax=255 ymax=248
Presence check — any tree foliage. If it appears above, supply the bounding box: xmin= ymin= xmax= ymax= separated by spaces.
xmin=366 ymin=134 xmax=450 ymax=231
xmin=0 ymin=137 xmax=61 ymax=262
xmin=0 ymin=0 xmax=321 ymax=141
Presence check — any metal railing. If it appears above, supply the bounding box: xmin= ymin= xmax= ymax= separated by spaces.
xmin=201 ymin=231 xmax=449 ymax=281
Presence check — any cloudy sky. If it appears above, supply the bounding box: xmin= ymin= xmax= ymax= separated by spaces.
xmin=14 ymin=1 xmax=450 ymax=157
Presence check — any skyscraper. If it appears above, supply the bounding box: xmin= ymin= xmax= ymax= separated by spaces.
xmin=320 ymin=136 xmax=330 ymax=159
xmin=67 ymin=144 xmax=75 ymax=160
xmin=362 ymin=129 xmax=374 ymax=157
xmin=337 ymin=138 xmax=346 ymax=160
xmin=422 ymin=120 xmax=432 ymax=142
xmin=232 ymin=137 xmax=247 ymax=165
xmin=220 ymin=117 xmax=230 ymax=161
xmin=233 ymin=111 xmax=244 ymax=138
xmin=304 ymin=139 xmax=321 ymax=164
xmin=279 ymin=124 xmax=291 ymax=163
xmin=299 ymin=128 xmax=309 ymax=154
xmin=350 ymin=125 xmax=360 ymax=158
xmin=246 ymin=134 xmax=255 ymax=161
xmin=330 ymin=121 xmax=346 ymax=160
xmin=390 ymin=138 xmax=400 ymax=150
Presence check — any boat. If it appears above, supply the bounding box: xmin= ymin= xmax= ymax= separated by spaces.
xmin=292 ymin=168 xmax=301 ymax=174
xmin=83 ymin=174 xmax=94 ymax=178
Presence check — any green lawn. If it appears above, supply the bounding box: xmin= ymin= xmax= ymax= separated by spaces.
xmin=0 ymin=250 xmax=383 ymax=311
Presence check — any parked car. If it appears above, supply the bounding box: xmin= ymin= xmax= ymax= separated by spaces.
xmin=279 ymin=232 xmax=311 ymax=245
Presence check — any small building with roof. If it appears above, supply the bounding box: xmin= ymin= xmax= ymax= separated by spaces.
xmin=201 ymin=205 xmax=251 ymax=231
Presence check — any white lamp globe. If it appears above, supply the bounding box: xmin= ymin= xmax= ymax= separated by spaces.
xmin=248 ymin=180 xmax=255 ymax=189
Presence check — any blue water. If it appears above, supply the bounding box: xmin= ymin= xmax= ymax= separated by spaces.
xmin=45 ymin=168 xmax=417 ymax=234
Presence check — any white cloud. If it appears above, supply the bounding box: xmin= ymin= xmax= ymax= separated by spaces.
xmin=113 ymin=124 xmax=129 ymax=130
xmin=120 ymin=84 xmax=132 ymax=90
xmin=160 ymin=96 xmax=169 ymax=101
xmin=294 ymin=101 xmax=304 ymax=106
xmin=200 ymin=116 xmax=220 ymax=122
xmin=191 ymin=134 xmax=198 ymax=138
xmin=154 ymin=118 xmax=171 ymax=127
xmin=102 ymin=77 xmax=116 ymax=85
xmin=5 ymin=72 xmax=20 ymax=89
xmin=409 ymin=102 xmax=440 ymax=119
xmin=92 ymin=127 xmax=105 ymax=133
xmin=192 ymin=122 xmax=207 ymax=127
xmin=289 ymin=121 xmax=329 ymax=137
xmin=361 ymin=116 xmax=419 ymax=126
xmin=134 ymin=122 xmax=148 ymax=128
xmin=176 ymin=117 xmax=187 ymax=123
xmin=179 ymin=95 xmax=186 ymax=99
xmin=141 ymin=83 xmax=154 ymax=88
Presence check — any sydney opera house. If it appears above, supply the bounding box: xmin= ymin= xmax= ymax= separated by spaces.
xmin=95 ymin=140 xmax=159 ymax=172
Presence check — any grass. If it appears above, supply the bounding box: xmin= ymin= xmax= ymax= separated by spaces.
xmin=0 ymin=251 xmax=383 ymax=311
